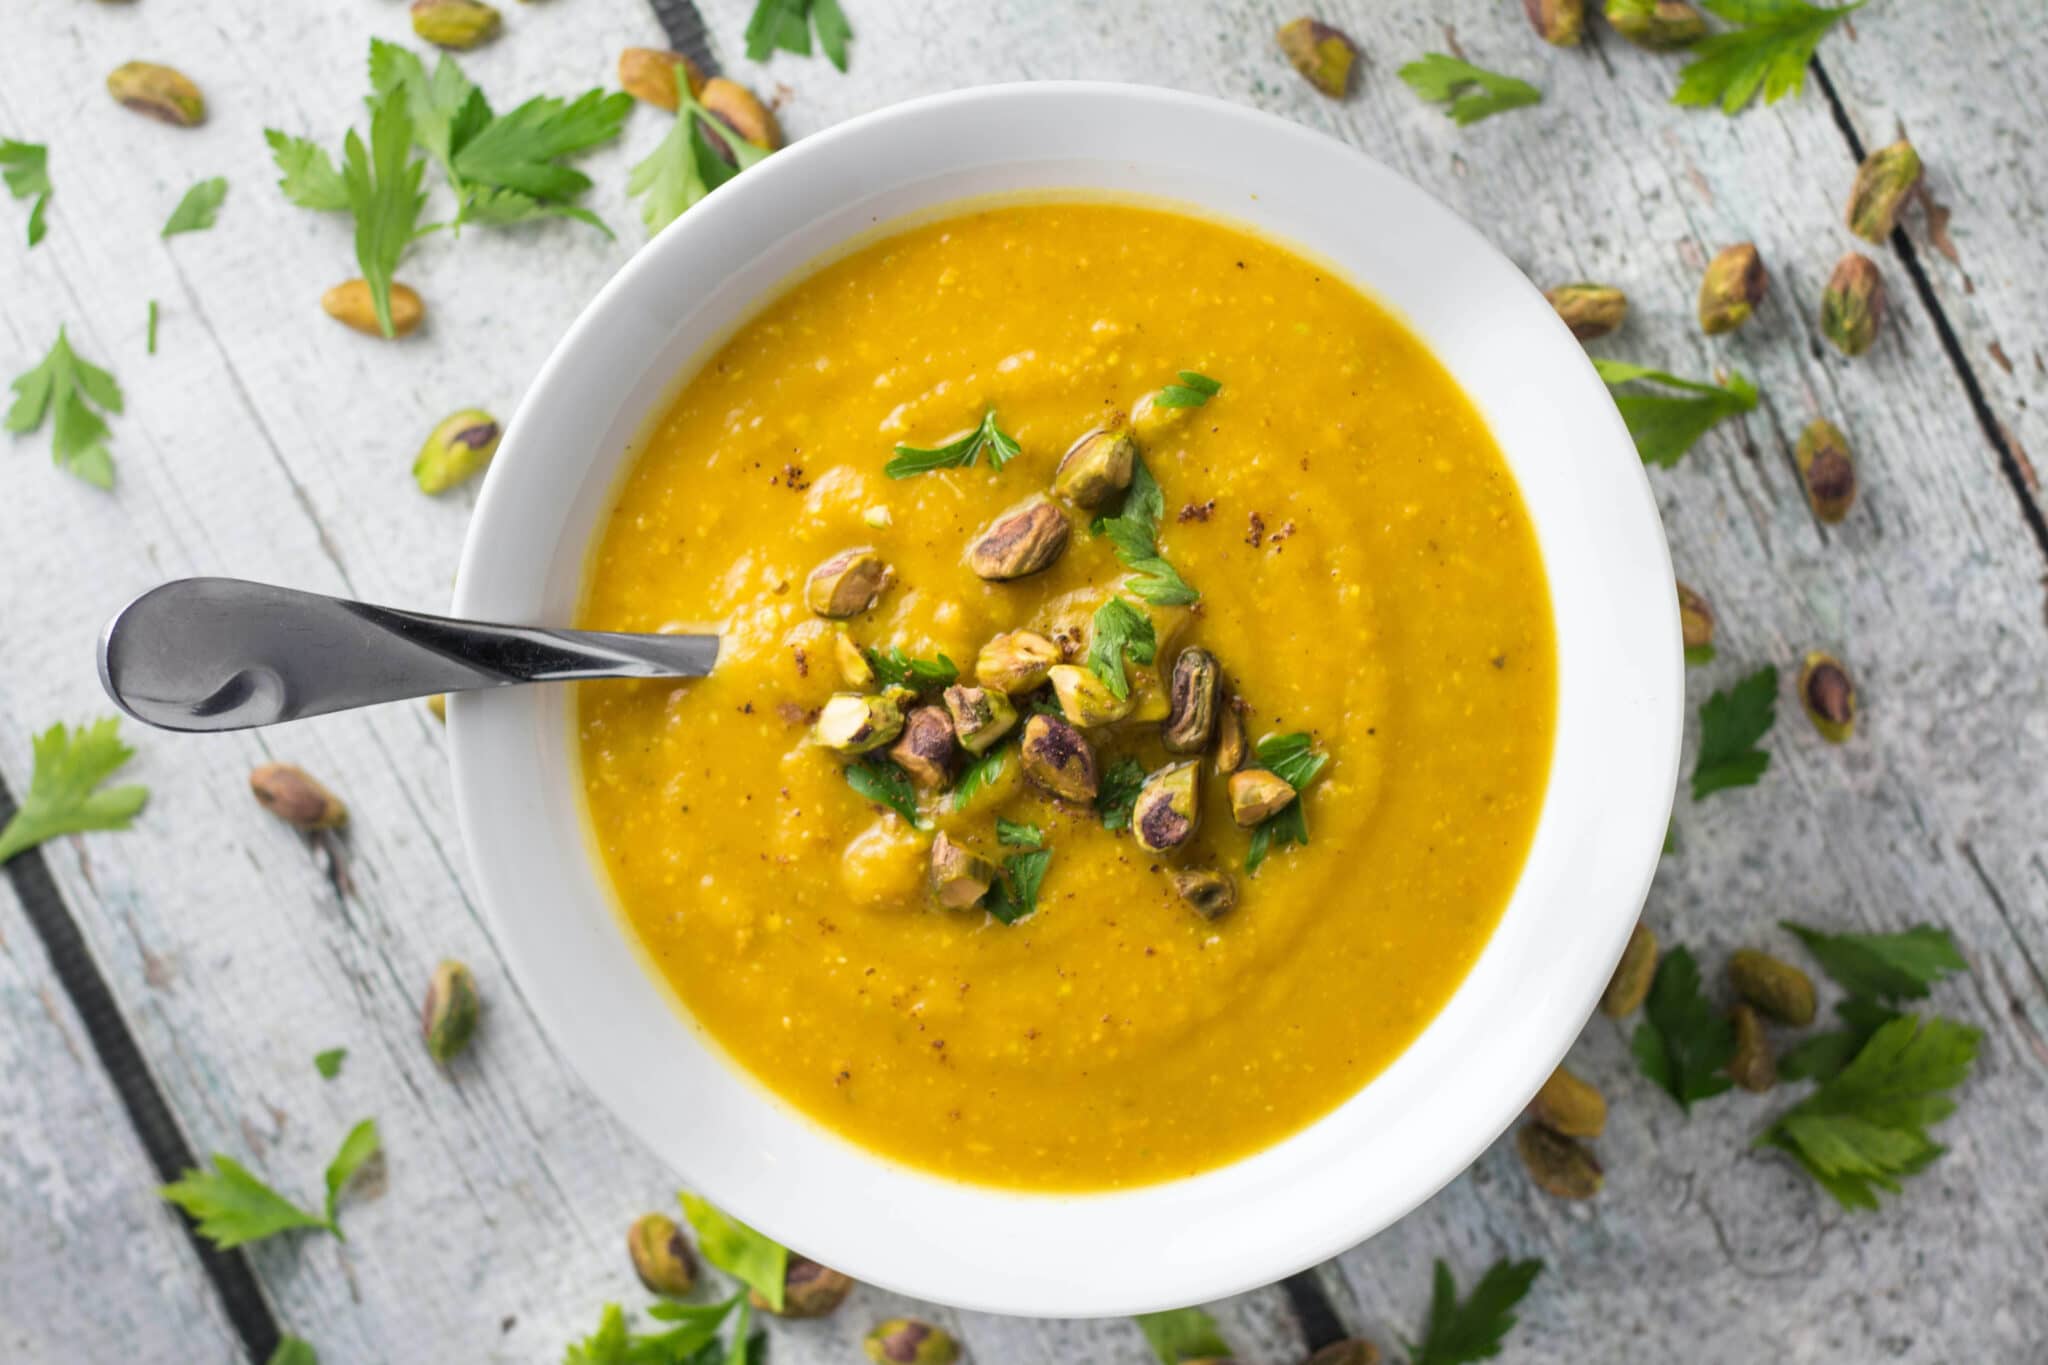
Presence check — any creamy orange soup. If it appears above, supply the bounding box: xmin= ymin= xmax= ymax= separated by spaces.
xmin=577 ymin=201 xmax=1554 ymax=1190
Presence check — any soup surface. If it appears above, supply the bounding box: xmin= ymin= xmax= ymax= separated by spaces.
xmin=577 ymin=200 xmax=1554 ymax=1190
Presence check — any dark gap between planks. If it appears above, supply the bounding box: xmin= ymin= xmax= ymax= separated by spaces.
xmin=648 ymin=0 xmax=725 ymax=76
xmin=0 ymin=771 xmax=283 ymax=1363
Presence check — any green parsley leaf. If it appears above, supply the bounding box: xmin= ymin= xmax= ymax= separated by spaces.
xmin=1134 ymin=1307 xmax=1230 ymax=1363
xmin=950 ymin=741 xmax=1009 ymax=813
xmin=451 ymin=89 xmax=630 ymax=219
xmin=1675 ymin=0 xmax=1866 ymax=115
xmin=1685 ymin=643 xmax=1717 ymax=667
xmin=268 ymin=1337 xmax=319 ymax=1365
xmin=1593 ymin=358 xmax=1759 ymax=468
xmin=864 ymin=645 xmax=959 ymax=691
xmin=996 ymin=818 xmax=1043 ymax=848
xmin=845 ymin=756 xmax=925 ymax=827
xmin=1398 ymin=54 xmax=1543 ymax=125
xmin=1408 ymin=1257 xmax=1544 ymax=1365
xmin=0 ymin=138 xmax=51 ymax=246
xmin=1691 ymin=665 xmax=1776 ymax=800
xmin=1154 ymin=370 xmax=1222 ymax=410
xmin=745 ymin=0 xmax=854 ymax=71
xmin=342 ymin=88 xmax=433 ymax=338
xmin=367 ymin=40 xmax=491 ymax=181
xmin=1630 ymin=945 xmax=1734 ymax=1111
xmin=263 ymin=130 xmax=351 ymax=211
xmin=985 ymin=847 xmax=1051 ymax=924
xmin=885 ymin=407 xmax=1020 ymax=479
xmin=1096 ymin=756 xmax=1147 ymax=830
xmin=1759 ymin=1013 xmax=1980 ymax=1209
xmin=566 ymin=1295 xmax=745 ymax=1365
xmin=1086 ymin=598 xmax=1157 ymax=701
xmin=1782 ymin=921 xmax=1967 ymax=1001
xmin=314 ymin=1047 xmax=347 ymax=1080
xmin=1093 ymin=457 xmax=1199 ymax=605
xmin=628 ymin=85 xmax=772 ymax=235
xmin=146 ymin=300 xmax=159 ymax=356
xmin=1779 ymin=995 xmax=1899 ymax=1084
xmin=0 ymin=717 xmax=147 ymax=863
xmin=1244 ymin=733 xmax=1328 ymax=875
xmin=678 ymin=1193 xmax=788 ymax=1311
xmin=6 ymin=328 xmax=124 ymax=488
xmin=159 ymin=1119 xmax=377 ymax=1248
xmin=161 ymin=176 xmax=228 ymax=238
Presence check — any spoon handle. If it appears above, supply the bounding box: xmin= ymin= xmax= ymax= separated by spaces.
xmin=98 ymin=577 xmax=719 ymax=733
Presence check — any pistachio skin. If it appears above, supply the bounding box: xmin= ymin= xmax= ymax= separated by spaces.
xmin=966 ymin=496 xmax=1071 ymax=581
xmin=1728 ymin=948 xmax=1818 ymax=1025
xmin=975 ymin=630 xmax=1060 ymax=694
xmin=1798 ymin=651 xmax=1857 ymax=744
xmin=1227 ymin=768 xmax=1296 ymax=827
xmin=1053 ymin=420 xmax=1137 ymax=509
xmin=1530 ymin=1064 xmax=1606 ymax=1138
xmin=865 ymin=1318 xmax=961 ymax=1365
xmin=1545 ymin=283 xmax=1627 ymax=341
xmin=1822 ymin=253 xmax=1887 ymax=357
xmin=1276 ymin=17 xmax=1359 ymax=98
xmin=627 ymin=1213 xmax=697 ymax=1297
xmin=413 ymin=409 xmax=502 ymax=495
xmin=700 ymin=78 xmax=783 ymax=153
xmin=806 ymin=548 xmax=892 ymax=619
xmin=422 ymin=959 xmax=481 ymax=1063
xmin=1599 ymin=921 xmax=1658 ymax=1017
xmin=106 ymin=61 xmax=206 ymax=126
xmin=619 ymin=47 xmax=706 ymax=110
xmin=323 ymin=279 xmax=425 ymax=338
xmin=250 ymin=763 xmax=347 ymax=830
xmin=1048 ymin=664 xmax=1135 ymax=728
xmin=1019 ymin=713 xmax=1099 ymax=803
xmin=1605 ymin=0 xmax=1707 ymax=48
xmin=1728 ymin=1003 xmax=1777 ymax=1093
xmin=1172 ymin=867 xmax=1237 ymax=921
xmin=1698 ymin=243 xmax=1766 ymax=335
xmin=888 ymin=706 xmax=959 ymax=789
xmin=835 ymin=632 xmax=875 ymax=689
xmin=929 ymin=832 xmax=997 ymax=910
xmin=751 ymin=1255 xmax=853 ymax=1317
xmin=1525 ymin=0 xmax=1585 ymax=44
xmin=1162 ymin=648 xmax=1221 ymax=754
xmin=1847 ymin=139 xmax=1922 ymax=244
xmin=1795 ymin=420 xmax=1857 ymax=523
xmin=813 ymin=693 xmax=906 ymax=755
xmin=1132 ymin=762 xmax=1201 ymax=855
xmin=1677 ymin=581 xmax=1715 ymax=651
xmin=1516 ymin=1122 xmax=1603 ymax=1199
xmin=411 ymin=0 xmax=501 ymax=48
xmin=941 ymin=685 xmax=1018 ymax=755
xmin=1212 ymin=699 xmax=1247 ymax=775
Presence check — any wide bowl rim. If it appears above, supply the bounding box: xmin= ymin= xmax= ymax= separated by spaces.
xmin=450 ymin=79 xmax=1681 ymax=1317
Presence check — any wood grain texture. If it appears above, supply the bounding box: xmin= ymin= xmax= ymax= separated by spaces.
xmin=0 ymin=0 xmax=2043 ymax=1360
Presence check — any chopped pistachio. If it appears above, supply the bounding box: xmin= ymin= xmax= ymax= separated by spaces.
xmin=1162 ymin=647 xmax=1221 ymax=754
xmin=834 ymin=631 xmax=875 ymax=688
xmin=1599 ymin=921 xmax=1657 ymax=1017
xmin=1132 ymin=761 xmax=1200 ymax=854
xmin=928 ymin=832 xmax=997 ymax=910
xmin=1516 ymin=1122 xmax=1602 ymax=1199
xmin=1795 ymin=419 xmax=1857 ymax=523
xmin=1276 ymin=17 xmax=1359 ymax=99
xmin=966 ymin=496 xmax=1070 ymax=580
xmin=975 ymin=630 xmax=1061 ymax=694
xmin=1053 ymin=419 xmax=1137 ymax=509
xmin=1545 ymin=282 xmax=1627 ymax=341
xmin=813 ymin=693 xmax=905 ymax=754
xmin=627 ymin=1213 xmax=696 ymax=1297
xmin=1697 ymin=242 xmax=1766 ymax=335
xmin=1728 ymin=1003 xmax=1777 ymax=1092
xmin=941 ymin=685 xmax=1018 ymax=755
xmin=1530 ymin=1064 xmax=1606 ymax=1138
xmin=1020 ymin=713 xmax=1099 ymax=802
xmin=862 ymin=504 xmax=892 ymax=528
xmin=805 ymin=547 xmax=891 ymax=618
xmin=1048 ymin=663 xmax=1135 ymax=728
xmin=1846 ymin=139 xmax=1922 ymax=244
xmin=1821 ymin=252 xmax=1887 ymax=357
xmin=1172 ymin=866 xmax=1237 ymax=920
xmin=1797 ymin=651 xmax=1856 ymax=744
xmin=1525 ymin=0 xmax=1585 ymax=45
xmin=1227 ymin=768 xmax=1295 ymax=827
xmin=888 ymin=706 xmax=959 ymax=788
xmin=1212 ymin=697 xmax=1248 ymax=775
xmin=1728 ymin=948 xmax=1818 ymax=1025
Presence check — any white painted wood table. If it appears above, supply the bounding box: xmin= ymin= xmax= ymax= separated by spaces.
xmin=3 ymin=1 xmax=2045 ymax=1361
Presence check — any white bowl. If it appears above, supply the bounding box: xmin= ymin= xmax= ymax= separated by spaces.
xmin=451 ymin=82 xmax=1680 ymax=1317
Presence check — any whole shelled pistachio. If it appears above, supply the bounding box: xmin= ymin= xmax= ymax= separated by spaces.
xmin=250 ymin=763 xmax=347 ymax=830
xmin=1276 ymin=17 xmax=1360 ymax=99
xmin=1132 ymin=762 xmax=1201 ymax=854
xmin=1020 ymin=713 xmax=1099 ymax=802
xmin=806 ymin=547 xmax=892 ymax=618
xmin=1677 ymin=582 xmax=1715 ymax=653
xmin=1797 ymin=651 xmax=1857 ymax=743
xmin=700 ymin=78 xmax=783 ymax=154
xmin=1846 ymin=139 xmax=1923 ymax=244
xmin=928 ymin=832 xmax=997 ymax=910
xmin=1162 ymin=648 xmax=1221 ymax=754
xmin=1727 ymin=1003 xmax=1777 ymax=1092
xmin=1544 ymin=283 xmax=1627 ymax=341
xmin=941 ymin=685 xmax=1018 ymax=755
xmin=1697 ymin=243 xmax=1766 ymax=335
xmin=1728 ymin=948 xmax=1817 ymax=1025
xmin=1516 ymin=1122 xmax=1603 ymax=1199
xmin=889 ymin=706 xmax=960 ymax=789
xmin=966 ymin=496 xmax=1070 ymax=581
xmin=1525 ymin=0 xmax=1585 ymax=45
xmin=1605 ymin=0 xmax=1707 ymax=49
xmin=421 ymin=959 xmax=481 ymax=1064
xmin=1227 ymin=768 xmax=1296 ymax=827
xmin=323 ymin=279 xmax=425 ymax=338
xmin=865 ymin=1318 xmax=961 ymax=1365
xmin=752 ymin=1255 xmax=854 ymax=1317
xmin=411 ymin=0 xmax=501 ymax=50
xmin=813 ymin=693 xmax=906 ymax=754
xmin=618 ymin=46 xmax=706 ymax=110
xmin=1795 ymin=420 xmax=1857 ymax=523
xmin=1530 ymin=1064 xmax=1606 ymax=1138
xmin=1172 ymin=867 xmax=1237 ymax=920
xmin=626 ymin=1213 xmax=696 ymax=1297
xmin=107 ymin=61 xmax=206 ymax=126
xmin=1053 ymin=420 xmax=1138 ymax=509
xmin=975 ymin=630 xmax=1061 ymax=694
xmin=1599 ymin=921 xmax=1656 ymax=1017
xmin=1821 ymin=253 xmax=1887 ymax=357
xmin=1048 ymin=664 xmax=1135 ymax=728
xmin=413 ymin=410 xmax=502 ymax=495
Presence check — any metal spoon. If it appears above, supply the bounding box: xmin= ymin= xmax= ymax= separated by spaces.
xmin=98 ymin=578 xmax=719 ymax=733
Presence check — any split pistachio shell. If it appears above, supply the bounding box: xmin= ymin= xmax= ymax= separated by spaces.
xmin=323 ymin=279 xmax=425 ymax=337
xmin=975 ymin=630 xmax=1060 ymax=694
xmin=413 ymin=409 xmax=501 ymax=494
xmin=1798 ymin=651 xmax=1857 ymax=743
xmin=1516 ymin=1122 xmax=1603 ymax=1199
xmin=627 ymin=1213 xmax=697 ymax=1296
xmin=941 ymin=685 xmax=1018 ymax=755
xmin=1227 ymin=768 xmax=1296 ymax=827
xmin=888 ymin=706 xmax=959 ymax=789
xmin=619 ymin=46 xmax=706 ymax=110
xmin=1545 ymin=283 xmax=1626 ymax=340
xmin=250 ymin=763 xmax=347 ymax=830
xmin=1133 ymin=761 xmax=1201 ymax=854
xmin=411 ymin=0 xmax=501 ymax=48
xmin=422 ymin=959 xmax=481 ymax=1063
xmin=1606 ymin=0 xmax=1707 ymax=48
xmin=1728 ymin=948 xmax=1818 ymax=1025
xmin=1172 ymin=867 xmax=1238 ymax=920
xmin=1053 ymin=419 xmax=1137 ymax=509
xmin=865 ymin=1319 xmax=961 ymax=1365
xmin=107 ymin=61 xmax=206 ymax=126
xmin=813 ymin=693 xmax=905 ymax=754
xmin=928 ymin=832 xmax=997 ymax=910
xmin=752 ymin=1255 xmax=854 ymax=1317
xmin=1846 ymin=139 xmax=1922 ymax=243
xmin=1530 ymin=1064 xmax=1606 ymax=1138
xmin=1276 ymin=17 xmax=1359 ymax=98
xmin=1728 ymin=1003 xmax=1777 ymax=1092
xmin=1698 ymin=243 xmax=1766 ymax=335
xmin=1795 ymin=420 xmax=1856 ymax=523
xmin=1048 ymin=663 xmax=1135 ymax=727
xmin=1525 ymin=0 xmax=1585 ymax=45
xmin=967 ymin=496 xmax=1070 ymax=580
xmin=1020 ymin=713 xmax=1099 ymax=802
xmin=1821 ymin=253 xmax=1887 ymax=357
xmin=1599 ymin=921 xmax=1657 ymax=1017
xmin=806 ymin=547 xmax=891 ymax=618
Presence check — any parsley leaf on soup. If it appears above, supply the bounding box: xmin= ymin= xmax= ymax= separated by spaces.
xmin=1407 ymin=1257 xmax=1544 ymax=1365
xmin=1244 ymin=732 xmax=1329 ymax=874
xmin=949 ymin=742 xmax=1009 ymax=813
xmin=0 ymin=718 xmax=147 ymax=864
xmin=863 ymin=645 xmax=958 ymax=691
xmin=159 ymin=1118 xmax=379 ymax=1248
xmin=985 ymin=847 xmax=1051 ymax=924
xmin=1095 ymin=756 xmax=1147 ymax=830
xmin=1154 ymin=370 xmax=1221 ymax=410
xmin=1781 ymin=921 xmax=1967 ymax=1001
xmin=6 ymin=328 xmax=124 ymax=488
xmin=745 ymin=0 xmax=854 ymax=71
xmin=677 ymin=1192 xmax=788 ymax=1311
xmin=1675 ymin=0 xmax=1866 ymax=115
xmin=1134 ymin=1306 xmax=1231 ymax=1363
xmin=844 ymin=756 xmax=925 ymax=828
xmin=1093 ymin=457 xmax=1199 ymax=606
xmin=1593 ymin=359 xmax=1758 ymax=467
xmin=1086 ymin=598 xmax=1157 ymax=701
xmin=1398 ymin=54 xmax=1543 ymax=125
xmin=161 ymin=176 xmax=228 ymax=237
xmin=885 ymin=407 xmax=1021 ymax=479
xmin=1691 ymin=665 xmax=1776 ymax=800
xmin=996 ymin=818 xmax=1043 ymax=848
xmin=1630 ymin=945 xmax=1735 ymax=1111
xmin=0 ymin=138 xmax=52 ymax=246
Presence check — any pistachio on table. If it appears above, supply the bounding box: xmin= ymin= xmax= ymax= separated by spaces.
xmin=813 ymin=693 xmax=906 ymax=754
xmin=889 ymin=706 xmax=959 ymax=789
xmin=1727 ymin=1003 xmax=1777 ymax=1092
xmin=1846 ymin=139 xmax=1922 ymax=243
xmin=1172 ymin=866 xmax=1237 ymax=921
xmin=967 ymin=496 xmax=1070 ymax=581
xmin=1227 ymin=768 xmax=1295 ymax=827
xmin=619 ymin=46 xmax=706 ymax=110
xmin=941 ymin=685 xmax=1018 ymax=755
xmin=1821 ymin=252 xmax=1887 ymax=357
xmin=975 ymin=629 xmax=1060 ymax=694
xmin=929 ymin=832 xmax=997 ymax=910
xmin=107 ymin=61 xmax=206 ymax=126
xmin=1053 ymin=419 xmax=1137 ymax=509
xmin=627 ymin=1213 xmax=697 ymax=1296
xmin=1162 ymin=647 xmax=1221 ymax=753
xmin=1048 ymin=663 xmax=1134 ymax=728
xmin=1727 ymin=948 xmax=1817 ymax=1025
xmin=1019 ymin=713 xmax=1099 ymax=802
xmin=1697 ymin=243 xmax=1766 ymax=335
xmin=806 ymin=547 xmax=892 ymax=618
xmin=1599 ymin=920 xmax=1657 ymax=1017
xmin=323 ymin=279 xmax=425 ymax=338
xmin=1677 ymin=581 xmax=1714 ymax=654
xmin=1545 ymin=283 xmax=1627 ymax=341
xmin=865 ymin=1318 xmax=961 ymax=1365
xmin=1276 ymin=18 xmax=1359 ymax=99
xmin=1525 ymin=0 xmax=1585 ymax=45
xmin=1605 ymin=0 xmax=1707 ymax=48
xmin=413 ymin=409 xmax=502 ymax=495
xmin=250 ymin=763 xmax=348 ymax=830
xmin=699 ymin=78 xmax=783 ymax=155
xmin=751 ymin=1254 xmax=854 ymax=1317
xmin=1516 ymin=1122 xmax=1603 ymax=1199
xmin=1797 ymin=651 xmax=1857 ymax=744
xmin=422 ymin=959 xmax=481 ymax=1063
xmin=411 ymin=0 xmax=502 ymax=49
xmin=1795 ymin=420 xmax=1857 ymax=523
xmin=1530 ymin=1064 xmax=1606 ymax=1138
xmin=1133 ymin=762 xmax=1200 ymax=855
xmin=835 ymin=631 xmax=875 ymax=688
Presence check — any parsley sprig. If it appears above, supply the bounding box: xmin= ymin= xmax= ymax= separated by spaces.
xmin=1095 ymin=756 xmax=1147 ymax=830
xmin=0 ymin=717 xmax=148 ymax=863
xmin=1086 ymin=598 xmax=1157 ymax=701
xmin=628 ymin=82 xmax=772 ymax=236
xmin=1631 ymin=945 xmax=1735 ymax=1111
xmin=1244 ymin=733 xmax=1329 ymax=874
xmin=1779 ymin=921 xmax=1967 ymax=1083
xmin=864 ymin=645 xmax=959 ymax=691
xmin=844 ymin=756 xmax=926 ymax=828
xmin=1399 ymin=54 xmax=1543 ymax=125
xmin=1691 ymin=664 xmax=1776 ymax=800
xmin=6 ymin=331 xmax=124 ymax=488
xmin=1408 ymin=1257 xmax=1545 ymax=1365
xmin=1675 ymin=1 xmax=1866 ymax=115
xmin=950 ymin=741 xmax=1011 ymax=813
xmin=0 ymin=138 xmax=51 ymax=246
xmin=1154 ymin=370 xmax=1222 ymax=410
xmin=161 ymin=176 xmax=228 ymax=238
xmin=159 ymin=1119 xmax=381 ymax=1248
xmin=884 ymin=408 xmax=1021 ymax=479
xmin=1092 ymin=458 xmax=1200 ymax=606
xmin=566 ymin=1296 xmax=755 ymax=1365
xmin=745 ymin=0 xmax=854 ymax=71
xmin=678 ymin=1191 xmax=787 ymax=1311
xmin=1593 ymin=359 xmax=1758 ymax=467
xmin=985 ymin=846 xmax=1051 ymax=924
xmin=1135 ymin=1306 xmax=1231 ymax=1363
